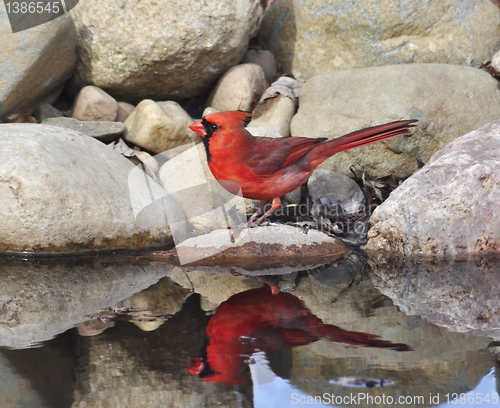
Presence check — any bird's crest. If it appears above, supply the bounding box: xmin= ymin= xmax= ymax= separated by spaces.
xmin=239 ymin=110 xmax=252 ymax=126
xmin=203 ymin=111 xmax=252 ymax=128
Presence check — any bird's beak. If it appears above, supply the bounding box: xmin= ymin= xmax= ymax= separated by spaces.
xmin=187 ymin=357 xmax=204 ymax=375
xmin=189 ymin=120 xmax=207 ymax=138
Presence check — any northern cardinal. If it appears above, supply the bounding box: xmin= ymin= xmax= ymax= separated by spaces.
xmin=188 ymin=286 xmax=411 ymax=385
xmin=189 ymin=111 xmax=417 ymax=226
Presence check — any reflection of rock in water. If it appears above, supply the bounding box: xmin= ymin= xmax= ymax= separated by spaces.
xmin=164 ymin=255 xmax=364 ymax=312
xmin=80 ymin=276 xmax=192 ymax=333
xmin=0 ymin=333 xmax=75 ymax=408
xmin=0 ymin=257 xmax=172 ymax=348
xmin=277 ymin=271 xmax=493 ymax=407
xmin=72 ymin=294 xmax=253 ymax=408
xmin=121 ymin=276 xmax=192 ymax=331
xmin=309 ymin=250 xmax=366 ymax=287
xmin=369 ymin=256 xmax=500 ymax=339
xmin=165 ymin=266 xmax=263 ymax=311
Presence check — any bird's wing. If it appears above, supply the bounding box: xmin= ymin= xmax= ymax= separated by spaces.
xmin=281 ymin=137 xmax=326 ymax=167
xmin=246 ymin=137 xmax=324 ymax=175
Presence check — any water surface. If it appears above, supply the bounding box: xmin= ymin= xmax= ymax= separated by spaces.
xmin=0 ymin=255 xmax=498 ymax=407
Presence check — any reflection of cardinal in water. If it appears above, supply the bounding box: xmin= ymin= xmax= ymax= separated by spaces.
xmin=188 ymin=286 xmax=410 ymax=385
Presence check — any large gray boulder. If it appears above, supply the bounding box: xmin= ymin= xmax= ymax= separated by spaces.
xmin=259 ymin=0 xmax=500 ymax=79
xmin=0 ymin=9 xmax=76 ymax=119
xmin=0 ymin=124 xmax=171 ymax=253
xmin=70 ymin=0 xmax=261 ymax=100
xmin=366 ymin=119 xmax=500 ymax=257
xmin=291 ymin=64 xmax=500 ymax=179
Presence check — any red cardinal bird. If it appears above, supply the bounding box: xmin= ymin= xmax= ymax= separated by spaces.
xmin=189 ymin=111 xmax=417 ymax=226
xmin=188 ymin=286 xmax=411 ymax=385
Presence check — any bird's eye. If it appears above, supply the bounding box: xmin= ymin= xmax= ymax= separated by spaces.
xmin=210 ymin=123 xmax=219 ymax=132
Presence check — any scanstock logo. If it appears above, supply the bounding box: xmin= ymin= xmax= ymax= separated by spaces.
xmin=128 ymin=144 xmax=248 ymax=265
xmin=3 ymin=0 xmax=79 ymax=33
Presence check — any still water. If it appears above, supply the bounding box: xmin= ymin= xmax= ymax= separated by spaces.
xmin=0 ymin=254 xmax=498 ymax=407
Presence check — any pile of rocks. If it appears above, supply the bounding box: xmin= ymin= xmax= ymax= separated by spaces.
xmin=1 ymin=0 xmax=500 ymax=256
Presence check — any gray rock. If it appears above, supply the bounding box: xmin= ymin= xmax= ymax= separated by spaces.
xmin=291 ymin=64 xmax=500 ymax=179
xmin=207 ymin=63 xmax=268 ymax=112
xmin=43 ymin=117 xmax=124 ymax=142
xmin=242 ymin=48 xmax=278 ymax=84
xmin=157 ymin=101 xmax=194 ymax=132
xmin=144 ymin=224 xmax=349 ymax=275
xmin=248 ymin=94 xmax=295 ymax=136
xmin=72 ymin=86 xmax=118 ymax=122
xmin=34 ymin=102 xmax=64 ymax=123
xmin=308 ymin=169 xmax=365 ymax=215
xmin=308 ymin=169 xmax=368 ymax=244
xmin=116 ymin=101 xmax=135 ymax=123
xmin=366 ymin=119 xmax=500 ymax=257
xmin=70 ymin=0 xmax=260 ymax=100
xmin=0 ymin=10 xmax=76 ymax=119
xmin=0 ymin=124 xmax=172 ymax=253
xmin=281 ymin=185 xmax=302 ymax=206
xmin=246 ymin=75 xmax=304 ymax=139
xmin=124 ymin=100 xmax=193 ymax=153
xmin=259 ymin=0 xmax=500 ymax=79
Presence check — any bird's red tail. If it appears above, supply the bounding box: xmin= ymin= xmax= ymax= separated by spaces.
xmin=306 ymin=120 xmax=417 ymax=169
xmin=316 ymin=324 xmax=412 ymax=351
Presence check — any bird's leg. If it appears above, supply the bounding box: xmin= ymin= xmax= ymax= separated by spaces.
xmin=249 ymin=197 xmax=281 ymax=227
xmin=256 ymin=276 xmax=280 ymax=294
xmin=248 ymin=201 xmax=268 ymax=225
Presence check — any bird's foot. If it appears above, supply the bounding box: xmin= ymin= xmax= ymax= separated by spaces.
xmin=247 ymin=218 xmax=270 ymax=228
xmin=256 ymin=276 xmax=280 ymax=294
xmin=247 ymin=197 xmax=281 ymax=227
